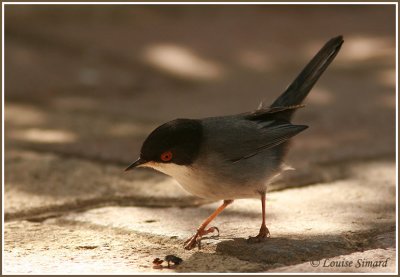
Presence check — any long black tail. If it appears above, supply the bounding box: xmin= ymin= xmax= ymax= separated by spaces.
xmin=271 ymin=36 xmax=344 ymax=121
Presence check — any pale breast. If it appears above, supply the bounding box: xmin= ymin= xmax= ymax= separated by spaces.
xmin=145 ymin=160 xmax=279 ymax=200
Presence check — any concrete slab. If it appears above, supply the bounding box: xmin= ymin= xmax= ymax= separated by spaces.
xmin=4 ymin=161 xmax=396 ymax=273
xmin=5 ymin=149 xmax=207 ymax=221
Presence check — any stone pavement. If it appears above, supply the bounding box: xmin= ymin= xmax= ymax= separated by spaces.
xmin=3 ymin=5 xmax=397 ymax=274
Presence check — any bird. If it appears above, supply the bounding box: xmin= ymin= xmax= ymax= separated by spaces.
xmin=125 ymin=36 xmax=344 ymax=250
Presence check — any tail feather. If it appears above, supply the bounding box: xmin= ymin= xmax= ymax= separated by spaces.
xmin=271 ymin=36 xmax=344 ymax=120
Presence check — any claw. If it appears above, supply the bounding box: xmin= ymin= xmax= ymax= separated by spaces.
xmin=247 ymin=225 xmax=270 ymax=243
xmin=184 ymin=234 xmax=200 ymax=250
xmin=184 ymin=226 xmax=221 ymax=250
xmin=204 ymin=226 xmax=219 ymax=237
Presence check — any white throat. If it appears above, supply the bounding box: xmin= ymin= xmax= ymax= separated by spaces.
xmin=142 ymin=162 xmax=193 ymax=182
xmin=141 ymin=162 xmax=211 ymax=198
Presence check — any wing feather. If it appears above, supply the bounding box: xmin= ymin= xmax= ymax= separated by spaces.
xmin=229 ymin=123 xmax=308 ymax=163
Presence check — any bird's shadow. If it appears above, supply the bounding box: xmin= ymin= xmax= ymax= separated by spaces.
xmin=175 ymin=224 xmax=395 ymax=273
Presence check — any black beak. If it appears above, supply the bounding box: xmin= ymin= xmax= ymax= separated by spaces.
xmin=125 ymin=157 xmax=147 ymax=171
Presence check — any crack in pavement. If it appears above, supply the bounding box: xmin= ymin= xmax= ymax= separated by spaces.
xmin=5 ymin=195 xmax=211 ymax=222
xmin=4 ymin=148 xmax=395 ymax=222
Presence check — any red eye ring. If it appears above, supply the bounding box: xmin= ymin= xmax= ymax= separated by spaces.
xmin=161 ymin=151 xmax=173 ymax=162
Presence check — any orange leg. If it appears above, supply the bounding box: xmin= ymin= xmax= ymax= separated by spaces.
xmin=184 ymin=199 xmax=233 ymax=250
xmin=248 ymin=192 xmax=270 ymax=242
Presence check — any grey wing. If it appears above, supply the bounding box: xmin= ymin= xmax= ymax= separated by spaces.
xmin=201 ymin=116 xmax=307 ymax=163
xmin=229 ymin=122 xmax=308 ymax=163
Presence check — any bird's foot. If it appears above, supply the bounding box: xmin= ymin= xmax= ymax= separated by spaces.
xmin=247 ymin=225 xmax=270 ymax=243
xmin=184 ymin=226 xmax=220 ymax=250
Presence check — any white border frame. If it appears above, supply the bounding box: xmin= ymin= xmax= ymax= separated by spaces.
xmin=1 ymin=2 xmax=398 ymax=275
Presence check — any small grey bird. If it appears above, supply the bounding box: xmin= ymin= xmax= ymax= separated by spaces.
xmin=126 ymin=36 xmax=343 ymax=250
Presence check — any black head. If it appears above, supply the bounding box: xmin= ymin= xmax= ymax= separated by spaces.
xmin=126 ymin=119 xmax=203 ymax=170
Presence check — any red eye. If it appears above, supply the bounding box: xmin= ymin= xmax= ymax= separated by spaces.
xmin=161 ymin=151 xmax=173 ymax=162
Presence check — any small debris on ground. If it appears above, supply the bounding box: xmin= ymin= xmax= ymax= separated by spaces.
xmin=75 ymin=245 xmax=98 ymax=250
xmin=152 ymin=255 xmax=183 ymax=269
xmin=165 ymin=255 xmax=183 ymax=268
xmin=152 ymin=258 xmax=164 ymax=269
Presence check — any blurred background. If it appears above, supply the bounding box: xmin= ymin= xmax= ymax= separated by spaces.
xmin=4 ymin=4 xmax=396 ymax=213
